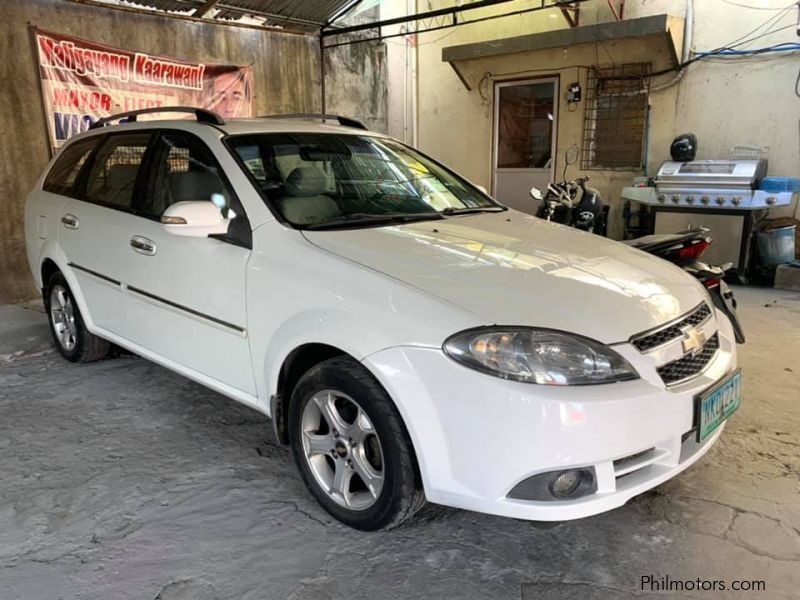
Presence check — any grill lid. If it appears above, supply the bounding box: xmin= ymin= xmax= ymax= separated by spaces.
xmin=656 ymin=159 xmax=767 ymax=191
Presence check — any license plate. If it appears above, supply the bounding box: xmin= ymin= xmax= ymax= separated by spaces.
xmin=696 ymin=369 xmax=742 ymax=442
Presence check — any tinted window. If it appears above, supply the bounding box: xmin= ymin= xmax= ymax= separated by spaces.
xmin=142 ymin=132 xmax=233 ymax=218
xmin=84 ymin=133 xmax=151 ymax=210
xmin=143 ymin=131 xmax=251 ymax=248
xmin=43 ymin=137 xmax=99 ymax=196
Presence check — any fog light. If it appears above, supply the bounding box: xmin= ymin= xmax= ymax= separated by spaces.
xmin=508 ymin=467 xmax=597 ymax=501
xmin=551 ymin=470 xmax=582 ymax=498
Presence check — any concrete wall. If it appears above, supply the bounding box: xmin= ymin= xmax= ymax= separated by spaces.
xmin=0 ymin=0 xmax=387 ymax=304
xmin=323 ymin=5 xmax=389 ymax=133
xmin=414 ymin=0 xmax=800 ymax=238
xmin=325 ymin=41 xmax=388 ymax=133
xmin=382 ymin=0 xmax=417 ymax=143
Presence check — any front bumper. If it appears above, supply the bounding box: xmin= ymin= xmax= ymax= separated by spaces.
xmin=362 ymin=309 xmax=738 ymax=521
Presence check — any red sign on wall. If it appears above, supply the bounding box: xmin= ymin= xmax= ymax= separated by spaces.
xmin=33 ymin=28 xmax=253 ymax=150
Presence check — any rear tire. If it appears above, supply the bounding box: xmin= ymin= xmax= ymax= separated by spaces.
xmin=288 ymin=356 xmax=425 ymax=530
xmin=44 ymin=271 xmax=110 ymax=363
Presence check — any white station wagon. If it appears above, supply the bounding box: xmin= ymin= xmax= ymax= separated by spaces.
xmin=25 ymin=108 xmax=740 ymax=530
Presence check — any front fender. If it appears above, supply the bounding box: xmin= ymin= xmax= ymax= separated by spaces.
xmin=261 ymin=308 xmax=389 ymax=404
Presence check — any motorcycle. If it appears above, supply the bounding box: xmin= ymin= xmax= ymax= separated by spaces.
xmin=531 ymin=176 xmax=608 ymax=236
xmin=621 ymin=228 xmax=745 ymax=344
xmin=529 ymin=178 xmax=745 ymax=344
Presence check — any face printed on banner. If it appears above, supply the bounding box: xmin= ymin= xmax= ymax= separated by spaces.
xmin=208 ymin=71 xmax=249 ymax=118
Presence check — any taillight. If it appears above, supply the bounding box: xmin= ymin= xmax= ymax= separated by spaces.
xmin=703 ymin=277 xmax=721 ymax=289
xmin=676 ymin=239 xmax=710 ymax=261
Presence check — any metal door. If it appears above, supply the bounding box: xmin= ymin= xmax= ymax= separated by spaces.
xmin=492 ymin=78 xmax=558 ymax=214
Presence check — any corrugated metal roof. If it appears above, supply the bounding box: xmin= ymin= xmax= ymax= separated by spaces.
xmin=120 ymin=0 xmax=359 ymax=29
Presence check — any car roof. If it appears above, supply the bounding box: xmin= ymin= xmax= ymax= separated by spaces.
xmin=220 ymin=117 xmax=387 ymax=137
xmin=67 ymin=116 xmax=389 ymax=144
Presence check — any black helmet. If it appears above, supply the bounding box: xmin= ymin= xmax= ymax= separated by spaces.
xmin=670 ymin=133 xmax=698 ymax=162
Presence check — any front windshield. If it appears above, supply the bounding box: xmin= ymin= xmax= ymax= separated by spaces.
xmin=227 ymin=133 xmax=502 ymax=229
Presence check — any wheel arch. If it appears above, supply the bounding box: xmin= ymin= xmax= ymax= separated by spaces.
xmin=36 ymin=249 xmax=96 ymax=333
xmin=40 ymin=258 xmax=60 ymax=292
xmin=269 ymin=342 xmax=422 ymax=479
xmin=270 ymin=342 xmax=349 ymax=444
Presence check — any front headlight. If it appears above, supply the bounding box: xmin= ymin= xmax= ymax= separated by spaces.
xmin=443 ymin=327 xmax=638 ymax=385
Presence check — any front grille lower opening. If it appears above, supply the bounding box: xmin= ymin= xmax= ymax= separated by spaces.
xmin=657 ymin=333 xmax=720 ymax=385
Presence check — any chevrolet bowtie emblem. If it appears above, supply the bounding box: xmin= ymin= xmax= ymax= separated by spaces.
xmin=681 ymin=325 xmax=707 ymax=355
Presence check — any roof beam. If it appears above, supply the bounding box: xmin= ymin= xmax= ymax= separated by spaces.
xmin=66 ymin=0 xmax=309 ymax=34
xmin=322 ymin=0 xmax=522 ymax=38
xmin=560 ymin=2 xmax=580 ymax=28
xmin=322 ymin=0 xmax=590 ymax=49
xmin=193 ymin=0 xmax=221 ymax=18
xmin=324 ymin=0 xmax=363 ymax=28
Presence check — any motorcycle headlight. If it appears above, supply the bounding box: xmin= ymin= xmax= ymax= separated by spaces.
xmin=443 ymin=327 xmax=638 ymax=385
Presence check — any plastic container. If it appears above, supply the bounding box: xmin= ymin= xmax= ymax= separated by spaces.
xmin=756 ymin=225 xmax=796 ymax=267
xmin=759 ymin=177 xmax=800 ymax=193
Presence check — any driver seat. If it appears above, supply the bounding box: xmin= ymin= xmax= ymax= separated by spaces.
xmin=278 ymin=167 xmax=341 ymax=225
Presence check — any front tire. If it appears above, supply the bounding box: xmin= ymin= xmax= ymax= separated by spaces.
xmin=288 ymin=356 xmax=425 ymax=530
xmin=44 ymin=272 xmax=110 ymax=363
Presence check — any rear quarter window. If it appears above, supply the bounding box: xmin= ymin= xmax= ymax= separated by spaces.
xmin=42 ymin=137 xmax=100 ymax=196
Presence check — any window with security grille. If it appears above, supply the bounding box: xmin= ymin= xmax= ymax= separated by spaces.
xmin=581 ymin=64 xmax=650 ymax=169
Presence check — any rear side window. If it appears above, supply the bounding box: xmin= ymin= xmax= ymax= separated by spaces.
xmin=43 ymin=137 xmax=99 ymax=196
xmin=84 ymin=133 xmax=151 ymax=210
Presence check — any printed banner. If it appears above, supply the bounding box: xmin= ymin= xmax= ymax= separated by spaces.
xmin=33 ymin=28 xmax=253 ymax=150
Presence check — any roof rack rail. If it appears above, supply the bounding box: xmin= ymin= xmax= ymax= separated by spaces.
xmin=89 ymin=106 xmax=225 ymax=130
xmin=259 ymin=113 xmax=368 ymax=131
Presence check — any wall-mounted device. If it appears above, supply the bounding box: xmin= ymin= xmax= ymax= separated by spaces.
xmin=567 ymin=82 xmax=581 ymax=103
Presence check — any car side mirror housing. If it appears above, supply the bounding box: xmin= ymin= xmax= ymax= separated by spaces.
xmin=161 ymin=201 xmax=230 ymax=237
xmin=475 ymin=184 xmax=489 ymax=195
xmin=529 ymin=186 xmax=544 ymax=201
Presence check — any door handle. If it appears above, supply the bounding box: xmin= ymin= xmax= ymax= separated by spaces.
xmin=130 ymin=235 xmax=157 ymax=256
xmin=61 ymin=214 xmax=79 ymax=230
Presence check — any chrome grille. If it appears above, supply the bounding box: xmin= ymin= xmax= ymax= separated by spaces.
xmin=631 ymin=303 xmax=712 ymax=352
xmin=657 ymin=333 xmax=719 ymax=385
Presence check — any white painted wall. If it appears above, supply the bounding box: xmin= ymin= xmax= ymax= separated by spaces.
xmin=402 ymin=0 xmax=800 ymax=236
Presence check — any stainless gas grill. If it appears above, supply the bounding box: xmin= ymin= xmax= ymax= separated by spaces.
xmin=622 ymin=159 xmax=796 ymax=279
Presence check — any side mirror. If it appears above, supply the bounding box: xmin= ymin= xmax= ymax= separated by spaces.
xmin=161 ymin=201 xmax=230 ymax=237
xmin=529 ymin=186 xmax=544 ymax=201
xmin=475 ymin=184 xmax=489 ymax=195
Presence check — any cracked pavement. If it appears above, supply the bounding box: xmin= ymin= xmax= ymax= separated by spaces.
xmin=0 ymin=287 xmax=798 ymax=599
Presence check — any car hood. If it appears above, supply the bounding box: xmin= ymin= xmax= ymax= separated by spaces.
xmin=303 ymin=211 xmax=708 ymax=344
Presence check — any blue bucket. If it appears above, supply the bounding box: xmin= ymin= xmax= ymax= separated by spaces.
xmin=757 ymin=225 xmax=796 ymax=267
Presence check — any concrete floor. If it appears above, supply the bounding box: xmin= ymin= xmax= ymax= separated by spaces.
xmin=1 ymin=287 xmax=798 ymax=600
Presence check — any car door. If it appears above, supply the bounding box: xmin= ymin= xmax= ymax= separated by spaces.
xmin=117 ymin=129 xmax=256 ymax=396
xmin=58 ymin=132 xmax=152 ymax=333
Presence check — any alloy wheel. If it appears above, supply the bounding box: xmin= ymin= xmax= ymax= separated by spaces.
xmin=300 ymin=390 xmax=385 ymax=511
xmin=49 ymin=284 xmax=78 ymax=352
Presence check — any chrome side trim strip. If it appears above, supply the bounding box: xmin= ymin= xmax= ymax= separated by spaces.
xmin=126 ymin=285 xmax=246 ymax=335
xmin=69 ymin=262 xmax=121 ymax=286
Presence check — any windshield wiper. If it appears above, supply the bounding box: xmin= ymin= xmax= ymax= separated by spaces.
xmin=440 ymin=206 xmax=507 ymax=216
xmin=304 ymin=212 xmax=444 ymax=231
